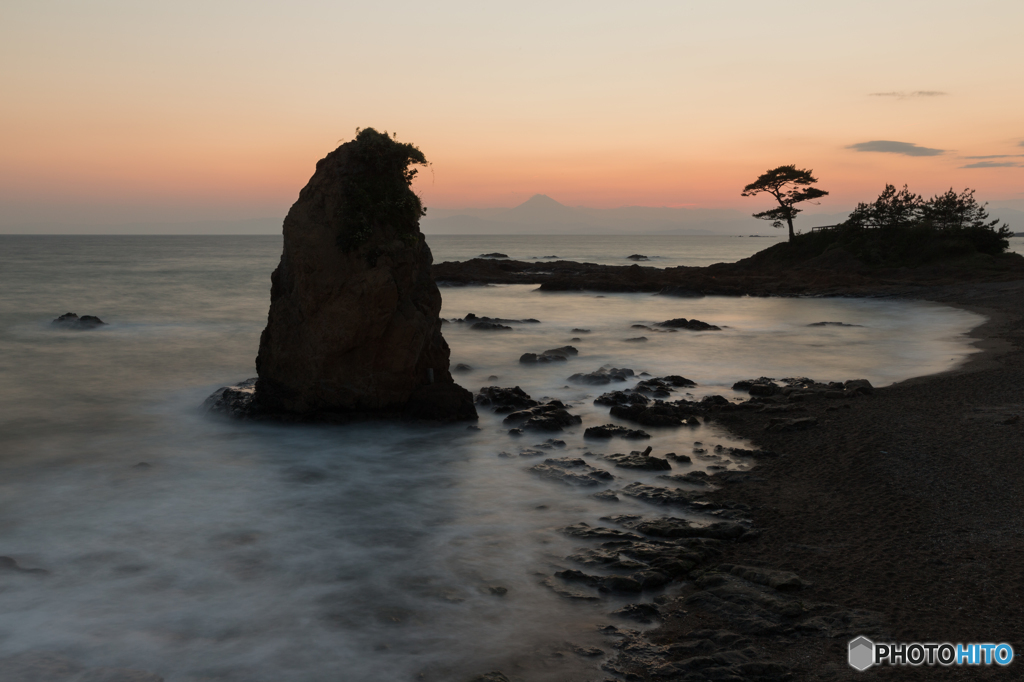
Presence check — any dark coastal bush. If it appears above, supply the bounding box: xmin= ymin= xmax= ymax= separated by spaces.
xmin=337 ymin=127 xmax=428 ymax=251
xmin=743 ymin=185 xmax=1014 ymax=269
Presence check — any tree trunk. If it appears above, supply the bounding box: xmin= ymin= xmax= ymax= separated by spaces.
xmin=786 ymin=216 xmax=795 ymax=241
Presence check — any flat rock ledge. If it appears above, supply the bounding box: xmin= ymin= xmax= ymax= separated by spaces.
xmin=202 ymin=378 xmax=477 ymax=424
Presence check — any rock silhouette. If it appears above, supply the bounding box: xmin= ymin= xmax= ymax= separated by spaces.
xmin=241 ymin=129 xmax=475 ymax=421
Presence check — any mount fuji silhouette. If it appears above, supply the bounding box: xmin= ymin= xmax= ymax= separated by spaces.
xmin=420 ymin=194 xmax=846 ymax=235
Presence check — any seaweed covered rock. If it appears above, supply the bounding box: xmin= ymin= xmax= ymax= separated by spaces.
xmin=248 ymin=129 xmax=476 ymax=421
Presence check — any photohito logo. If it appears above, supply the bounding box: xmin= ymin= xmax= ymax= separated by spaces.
xmin=848 ymin=636 xmax=1014 ymax=670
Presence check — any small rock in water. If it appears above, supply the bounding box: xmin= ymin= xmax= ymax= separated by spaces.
xmin=656 ymin=318 xmax=720 ymax=331
xmin=476 ymin=386 xmax=538 ymax=413
xmin=503 ymin=401 xmax=582 ymax=432
xmin=203 ymin=378 xmax=258 ymax=418
xmin=627 ymin=254 xmax=649 ymax=261
xmin=571 ymin=328 xmax=591 ymax=333
xmin=478 ymin=253 xmax=509 ymax=258
xmin=519 ymin=352 xmax=567 ymax=364
xmin=52 ymin=312 xmax=106 ymax=329
xmin=542 ymin=345 xmax=578 ymax=357
xmin=584 ymin=424 xmax=651 ymax=440
xmin=471 ymin=321 xmax=512 ymax=331
xmin=488 ymin=586 xmax=508 ymax=596
xmin=603 ymin=446 xmax=672 ymax=471
xmin=570 ymin=367 xmax=634 ymax=385
xmin=453 ymin=363 xmax=473 ymax=372
xmin=624 ymin=336 xmax=648 ymax=342
xmin=807 ymin=321 xmax=863 ymax=327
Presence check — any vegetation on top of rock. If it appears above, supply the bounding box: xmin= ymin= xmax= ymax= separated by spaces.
xmin=742 ymin=184 xmax=1015 ymax=269
xmin=337 ymin=127 xmax=428 ymax=251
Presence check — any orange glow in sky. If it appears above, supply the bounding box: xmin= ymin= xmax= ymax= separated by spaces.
xmin=2 ymin=1 xmax=1022 ymax=231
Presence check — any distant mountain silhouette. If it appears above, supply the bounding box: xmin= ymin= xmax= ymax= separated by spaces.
xmin=501 ymin=194 xmax=590 ymax=224
xmin=420 ymin=194 xmax=821 ymax=235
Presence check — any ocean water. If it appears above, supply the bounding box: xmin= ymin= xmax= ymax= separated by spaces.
xmin=0 ymin=235 xmax=986 ymax=681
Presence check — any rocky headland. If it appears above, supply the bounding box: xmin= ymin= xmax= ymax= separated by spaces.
xmin=433 ymin=245 xmax=1024 ymax=296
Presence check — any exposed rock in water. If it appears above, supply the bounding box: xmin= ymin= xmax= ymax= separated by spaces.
xmin=594 ymin=390 xmax=649 ymax=407
xmin=627 ymin=254 xmax=649 ymax=261
xmin=202 ymin=378 xmax=258 ymax=418
xmin=569 ymin=367 xmax=634 ymax=385
xmin=656 ymin=318 xmax=721 ymax=331
xmin=602 ymin=446 xmax=672 ymax=470
xmin=584 ymin=424 xmax=651 ymax=440
xmin=450 ymin=313 xmax=540 ymax=325
xmin=528 ymin=457 xmax=614 ymax=486
xmin=478 ymin=253 xmax=509 ymax=259
xmin=519 ymin=352 xmax=566 ymax=364
xmin=503 ymin=401 xmax=582 ymax=431
xmin=807 ymin=321 xmax=863 ymax=327
xmin=52 ymin=312 xmax=106 ymax=329
xmin=475 ymin=386 xmax=538 ymax=413
xmin=470 ymin=321 xmax=512 ymax=330
xmin=211 ymin=129 xmax=476 ymax=422
xmin=610 ymin=401 xmax=701 ymax=427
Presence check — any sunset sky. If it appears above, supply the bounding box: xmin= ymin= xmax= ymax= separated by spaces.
xmin=2 ymin=1 xmax=1023 ymax=231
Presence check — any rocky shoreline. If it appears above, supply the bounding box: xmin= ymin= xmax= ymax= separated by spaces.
xmin=433 ymin=252 xmax=1024 ymax=297
xmin=466 ymin=278 xmax=1023 ymax=682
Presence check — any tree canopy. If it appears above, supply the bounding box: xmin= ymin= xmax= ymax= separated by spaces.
xmin=741 ymin=165 xmax=829 ymax=241
xmin=338 ymin=127 xmax=428 ymax=251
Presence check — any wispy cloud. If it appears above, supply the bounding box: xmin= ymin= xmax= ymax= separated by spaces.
xmin=846 ymin=140 xmax=945 ymax=157
xmin=869 ymin=91 xmax=947 ymax=99
xmin=962 ymin=154 xmax=1024 ymax=159
xmin=960 ymin=161 xmax=1022 ymax=169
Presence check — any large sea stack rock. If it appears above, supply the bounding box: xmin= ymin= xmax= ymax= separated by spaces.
xmin=252 ymin=128 xmax=476 ymax=422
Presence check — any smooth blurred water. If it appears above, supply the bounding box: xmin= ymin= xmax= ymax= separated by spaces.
xmin=0 ymin=236 xmax=985 ymax=681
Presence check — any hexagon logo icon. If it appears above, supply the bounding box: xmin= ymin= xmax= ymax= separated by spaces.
xmin=848 ymin=636 xmax=875 ymax=671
